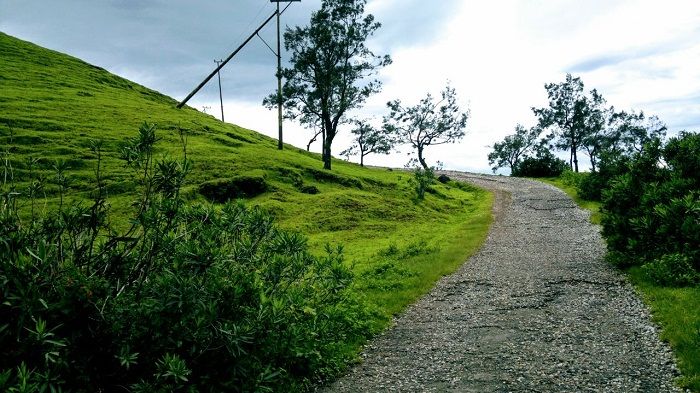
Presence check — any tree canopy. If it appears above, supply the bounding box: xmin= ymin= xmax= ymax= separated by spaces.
xmin=487 ymin=124 xmax=541 ymax=173
xmin=532 ymin=73 xmax=605 ymax=172
xmin=341 ymin=119 xmax=395 ymax=166
xmin=265 ymin=0 xmax=391 ymax=170
xmin=384 ymin=84 xmax=469 ymax=169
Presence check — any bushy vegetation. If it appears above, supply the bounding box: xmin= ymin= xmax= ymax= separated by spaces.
xmin=0 ymin=123 xmax=374 ymax=392
xmin=412 ymin=167 xmax=436 ymax=200
xmin=510 ymin=145 xmax=567 ymax=177
xmin=599 ymin=132 xmax=700 ymax=285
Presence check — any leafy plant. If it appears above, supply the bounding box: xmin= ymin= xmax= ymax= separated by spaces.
xmin=0 ymin=123 xmax=371 ymax=392
xmin=412 ymin=167 xmax=435 ymax=200
xmin=511 ymin=143 xmax=567 ymax=177
xmin=488 ymin=124 xmax=541 ymax=174
xmin=340 ymin=119 xmax=396 ymax=167
xmin=600 ymin=133 xmax=700 ymax=284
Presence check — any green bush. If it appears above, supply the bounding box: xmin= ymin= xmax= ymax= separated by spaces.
xmin=412 ymin=167 xmax=435 ymax=200
xmin=600 ymin=132 xmax=700 ymax=282
xmin=198 ymin=175 xmax=268 ymax=202
xmin=642 ymin=253 xmax=699 ymax=287
xmin=576 ymin=150 xmax=631 ymax=201
xmin=0 ymin=123 xmax=371 ymax=392
xmin=512 ymin=148 xmax=567 ymax=177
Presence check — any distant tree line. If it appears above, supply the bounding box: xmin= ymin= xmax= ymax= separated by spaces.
xmin=489 ymin=73 xmax=699 ymax=287
xmin=488 ymin=74 xmax=666 ymax=177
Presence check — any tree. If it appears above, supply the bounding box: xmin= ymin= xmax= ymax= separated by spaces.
xmin=264 ymin=0 xmax=391 ymax=170
xmin=607 ymin=110 xmax=667 ymax=156
xmin=533 ymin=74 xmax=605 ymax=172
xmin=511 ymin=141 xmax=568 ymax=177
xmin=487 ymin=124 xmax=541 ymax=173
xmin=577 ymin=89 xmax=608 ymax=172
xmin=384 ymin=84 xmax=469 ymax=169
xmin=341 ymin=119 xmax=395 ymax=166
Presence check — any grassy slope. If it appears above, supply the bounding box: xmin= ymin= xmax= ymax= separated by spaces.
xmin=541 ymin=174 xmax=700 ymax=392
xmin=0 ymin=32 xmax=492 ymax=331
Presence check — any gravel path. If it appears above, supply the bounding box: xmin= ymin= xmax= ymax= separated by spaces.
xmin=321 ymin=172 xmax=681 ymax=392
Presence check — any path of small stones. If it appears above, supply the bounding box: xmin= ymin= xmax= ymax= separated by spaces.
xmin=321 ymin=172 xmax=681 ymax=392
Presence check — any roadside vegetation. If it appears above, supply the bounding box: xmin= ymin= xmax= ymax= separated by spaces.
xmin=0 ymin=10 xmax=489 ymax=391
xmin=490 ymin=73 xmax=699 ymax=391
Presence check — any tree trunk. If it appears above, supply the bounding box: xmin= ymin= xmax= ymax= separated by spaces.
xmin=323 ymin=132 xmax=334 ymax=170
xmin=323 ymin=142 xmax=332 ymax=169
xmin=360 ymin=153 xmax=364 ymax=167
xmin=417 ymin=146 xmax=428 ymax=169
xmin=572 ymin=142 xmax=579 ymax=172
xmin=569 ymin=147 xmax=574 ymax=170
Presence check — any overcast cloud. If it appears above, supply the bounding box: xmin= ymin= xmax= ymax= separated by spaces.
xmin=1 ymin=0 xmax=699 ymax=172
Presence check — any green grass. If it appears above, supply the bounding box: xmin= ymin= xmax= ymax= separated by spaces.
xmin=544 ymin=172 xmax=700 ymax=392
xmin=628 ymin=268 xmax=700 ymax=391
xmin=0 ymin=31 xmax=493 ymax=337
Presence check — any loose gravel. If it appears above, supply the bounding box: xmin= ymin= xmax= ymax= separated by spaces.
xmin=320 ymin=172 xmax=681 ymax=392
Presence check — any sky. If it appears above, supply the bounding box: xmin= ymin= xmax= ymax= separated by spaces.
xmin=1 ymin=0 xmax=699 ymax=173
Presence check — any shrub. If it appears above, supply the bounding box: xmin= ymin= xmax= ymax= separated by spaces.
xmin=642 ymin=253 xmax=699 ymax=287
xmin=437 ymin=174 xmax=450 ymax=184
xmin=576 ymin=150 xmax=631 ymax=201
xmin=0 ymin=123 xmax=370 ymax=392
xmin=512 ymin=148 xmax=567 ymax=177
xmin=199 ymin=175 xmax=268 ymax=202
xmin=412 ymin=167 xmax=435 ymax=200
xmin=299 ymin=184 xmax=320 ymax=194
xmin=600 ymin=133 xmax=700 ymax=282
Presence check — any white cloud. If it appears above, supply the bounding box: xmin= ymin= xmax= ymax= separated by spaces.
xmin=2 ymin=0 xmax=699 ymax=171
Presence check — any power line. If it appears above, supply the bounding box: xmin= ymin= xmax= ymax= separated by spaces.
xmin=176 ymin=11 xmax=277 ymax=109
xmin=177 ymin=1 xmax=300 ymax=152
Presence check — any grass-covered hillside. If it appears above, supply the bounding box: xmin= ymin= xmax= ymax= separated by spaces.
xmin=0 ymin=31 xmax=491 ymax=328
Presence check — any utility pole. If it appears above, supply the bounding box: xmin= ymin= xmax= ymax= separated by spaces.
xmin=178 ymin=1 xmax=299 ymax=148
xmin=270 ymin=0 xmax=300 ymax=150
xmin=275 ymin=0 xmax=283 ymax=150
xmin=177 ymin=10 xmax=278 ymax=109
xmin=214 ymin=59 xmax=225 ymax=122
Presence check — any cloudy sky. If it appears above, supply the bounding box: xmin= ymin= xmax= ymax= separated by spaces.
xmin=1 ymin=0 xmax=699 ymax=172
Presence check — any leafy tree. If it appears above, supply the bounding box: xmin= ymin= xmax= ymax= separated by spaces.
xmin=577 ymin=110 xmax=667 ymax=200
xmin=265 ymin=0 xmax=391 ymax=170
xmin=577 ymin=91 xmax=608 ymax=172
xmin=606 ymin=110 xmax=667 ymax=156
xmin=488 ymin=124 xmax=541 ymax=173
xmin=384 ymin=84 xmax=469 ymax=169
xmin=511 ymin=142 xmax=568 ymax=177
xmin=341 ymin=119 xmax=395 ymax=166
xmin=533 ymin=74 xmax=606 ymax=172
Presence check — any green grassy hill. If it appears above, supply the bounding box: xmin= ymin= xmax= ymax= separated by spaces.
xmin=0 ymin=31 xmax=491 ymax=324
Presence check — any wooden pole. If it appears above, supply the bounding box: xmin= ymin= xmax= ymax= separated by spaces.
xmin=176 ymin=11 xmax=277 ymax=109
